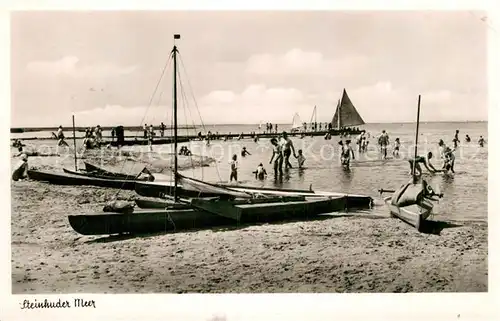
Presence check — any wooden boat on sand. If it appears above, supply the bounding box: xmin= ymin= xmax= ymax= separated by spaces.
xmin=383 ymin=196 xmax=433 ymax=232
xmin=27 ymin=169 xmax=138 ymax=190
xmin=69 ymin=194 xmax=371 ymax=236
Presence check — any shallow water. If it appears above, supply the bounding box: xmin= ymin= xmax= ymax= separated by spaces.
xmin=11 ymin=121 xmax=487 ymax=223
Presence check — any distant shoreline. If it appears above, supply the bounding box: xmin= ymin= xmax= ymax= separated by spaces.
xmin=10 ymin=125 xmax=198 ymax=134
xmin=10 ymin=120 xmax=488 ymax=133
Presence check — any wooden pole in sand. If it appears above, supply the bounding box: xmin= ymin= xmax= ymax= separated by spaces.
xmin=72 ymin=115 xmax=77 ymax=171
xmin=412 ymin=95 xmax=421 ymax=181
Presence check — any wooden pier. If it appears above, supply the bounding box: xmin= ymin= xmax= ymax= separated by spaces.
xmin=11 ymin=129 xmax=364 ymax=146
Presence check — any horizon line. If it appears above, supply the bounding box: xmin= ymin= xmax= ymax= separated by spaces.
xmin=10 ymin=119 xmax=488 ymax=130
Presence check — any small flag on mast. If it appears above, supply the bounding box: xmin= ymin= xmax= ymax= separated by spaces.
xmin=174 ymin=34 xmax=181 ymax=39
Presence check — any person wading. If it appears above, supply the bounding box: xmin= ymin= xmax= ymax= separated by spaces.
xmin=279 ymin=131 xmax=297 ymax=169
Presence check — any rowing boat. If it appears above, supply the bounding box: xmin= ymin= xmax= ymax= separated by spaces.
xmin=383 ymin=196 xmax=433 ymax=232
xmin=27 ymin=169 xmax=137 ymax=190
xmin=62 ymin=168 xmax=139 ymax=180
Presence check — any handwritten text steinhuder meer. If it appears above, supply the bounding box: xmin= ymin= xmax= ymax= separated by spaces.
xmin=21 ymin=298 xmax=96 ymax=309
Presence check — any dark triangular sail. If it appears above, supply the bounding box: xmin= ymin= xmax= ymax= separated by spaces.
xmin=331 ymin=89 xmax=365 ymax=128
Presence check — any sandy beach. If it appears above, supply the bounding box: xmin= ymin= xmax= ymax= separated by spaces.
xmin=11 ymin=179 xmax=487 ymax=293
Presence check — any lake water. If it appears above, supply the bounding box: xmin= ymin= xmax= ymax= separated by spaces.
xmin=11 ymin=121 xmax=488 ymax=223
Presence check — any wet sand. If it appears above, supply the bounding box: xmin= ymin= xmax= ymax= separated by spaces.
xmin=11 ymin=180 xmax=487 ymax=293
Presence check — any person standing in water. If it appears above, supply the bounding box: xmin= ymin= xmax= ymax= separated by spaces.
xmin=393 ymin=138 xmax=401 ymax=157
xmin=478 ymin=136 xmax=486 ymax=147
xmin=296 ymin=149 xmax=306 ymax=168
xmin=269 ymin=138 xmax=283 ymax=176
xmin=438 ymin=140 xmax=455 ymax=173
xmin=229 ymin=154 xmax=238 ymax=182
xmin=160 ymin=122 xmax=166 ymax=137
xmin=453 ymin=129 xmax=460 ymax=149
xmin=56 ymin=126 xmax=68 ymax=147
xmin=378 ymin=130 xmax=389 ymax=159
xmin=279 ymin=132 xmax=297 ymax=169
xmin=340 ymin=140 xmax=355 ymax=169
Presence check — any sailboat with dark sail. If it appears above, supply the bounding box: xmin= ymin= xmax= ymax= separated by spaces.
xmin=331 ymin=88 xmax=365 ymax=131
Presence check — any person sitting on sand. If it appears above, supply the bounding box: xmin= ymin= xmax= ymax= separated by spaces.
xmin=12 ymin=154 xmax=29 ymax=181
xmin=465 ymin=134 xmax=471 ymax=143
xmin=269 ymin=137 xmax=283 ymax=176
xmin=408 ymin=152 xmax=443 ymax=176
xmin=229 ymin=154 xmax=238 ymax=182
xmin=296 ymin=149 xmax=306 ymax=168
xmin=253 ymin=163 xmax=267 ymax=180
xmin=241 ymin=147 xmax=251 ymax=157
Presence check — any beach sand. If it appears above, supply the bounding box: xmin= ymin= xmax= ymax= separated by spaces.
xmin=11 ymin=180 xmax=487 ymax=293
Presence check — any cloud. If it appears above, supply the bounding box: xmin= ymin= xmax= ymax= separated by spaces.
xmin=245 ymin=49 xmax=368 ymax=77
xmin=16 ymin=82 xmax=485 ymax=128
xmin=26 ymin=56 xmax=137 ymax=78
xmin=199 ymin=84 xmax=310 ymax=124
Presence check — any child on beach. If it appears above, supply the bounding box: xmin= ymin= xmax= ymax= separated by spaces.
xmin=296 ymin=149 xmax=306 ymax=168
xmin=253 ymin=163 xmax=267 ymax=180
xmin=230 ymin=154 xmax=238 ymax=182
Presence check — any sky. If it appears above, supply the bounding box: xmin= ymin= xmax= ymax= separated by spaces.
xmin=10 ymin=11 xmax=488 ymax=127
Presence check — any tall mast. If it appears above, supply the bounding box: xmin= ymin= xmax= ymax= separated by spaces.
xmin=337 ymin=100 xmax=341 ymax=129
xmin=412 ymin=95 xmax=421 ymax=182
xmin=172 ymin=34 xmax=180 ymax=201
xmin=72 ymin=115 xmax=77 ymax=171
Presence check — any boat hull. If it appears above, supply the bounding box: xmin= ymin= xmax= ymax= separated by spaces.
xmin=69 ymin=193 xmax=372 ymax=236
xmin=63 ymin=168 xmax=140 ymax=181
xmin=68 ymin=208 xmax=233 ymax=235
xmin=384 ymin=197 xmax=432 ymax=232
xmin=28 ymin=169 xmax=137 ymax=190
xmin=191 ymin=196 xmax=349 ymax=222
